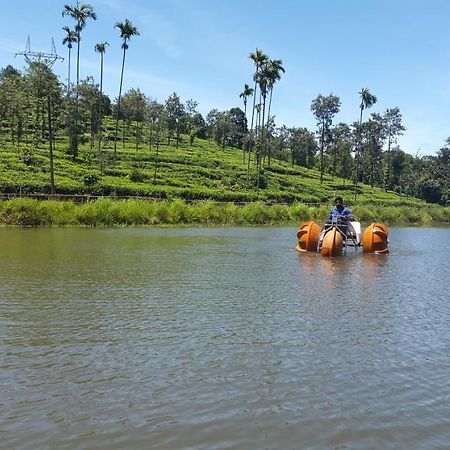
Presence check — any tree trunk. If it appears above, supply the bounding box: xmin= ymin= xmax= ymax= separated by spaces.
xmin=47 ymin=95 xmax=55 ymax=194
xmin=114 ymin=47 xmax=127 ymax=158
xmin=320 ymin=121 xmax=325 ymax=184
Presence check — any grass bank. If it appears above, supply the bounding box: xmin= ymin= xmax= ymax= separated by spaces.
xmin=0 ymin=198 xmax=448 ymax=227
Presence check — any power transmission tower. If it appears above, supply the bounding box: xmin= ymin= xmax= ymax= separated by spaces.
xmin=15 ymin=36 xmax=64 ymax=68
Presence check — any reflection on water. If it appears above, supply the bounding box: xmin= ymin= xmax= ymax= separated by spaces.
xmin=1 ymin=227 xmax=450 ymax=450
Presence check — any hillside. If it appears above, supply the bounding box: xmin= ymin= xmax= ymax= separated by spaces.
xmin=0 ymin=127 xmax=426 ymax=208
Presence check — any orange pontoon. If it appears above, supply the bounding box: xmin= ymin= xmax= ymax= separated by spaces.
xmin=296 ymin=221 xmax=321 ymax=252
xmin=362 ymin=223 xmax=389 ymax=254
xmin=320 ymin=226 xmax=344 ymax=257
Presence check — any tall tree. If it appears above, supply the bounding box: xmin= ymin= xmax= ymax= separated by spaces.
xmin=185 ymin=98 xmax=198 ymax=140
xmin=311 ymin=94 xmax=341 ymax=183
xmin=383 ymin=107 xmax=405 ymax=190
xmin=120 ymin=88 xmax=147 ymax=150
xmin=387 ymin=146 xmax=407 ymax=193
xmin=77 ymin=77 xmax=104 ymax=149
xmin=354 ymin=87 xmax=377 ymax=199
xmin=0 ymin=67 xmax=30 ymax=144
xmin=164 ymin=92 xmax=185 ymax=148
xmin=147 ymin=101 xmax=165 ymax=183
xmin=62 ymin=26 xmax=77 ymax=95
xmin=358 ymin=88 xmax=377 ymax=125
xmin=264 ymin=58 xmax=284 ymax=165
xmin=248 ymin=49 xmax=268 ymax=183
xmin=288 ymin=127 xmax=318 ymax=168
xmin=94 ymin=41 xmax=109 ymax=96
xmin=255 ymin=63 xmax=270 ymax=169
xmin=239 ymin=83 xmax=254 ymax=118
xmin=62 ymin=2 xmax=97 ymax=87
xmin=359 ymin=113 xmax=385 ymax=187
xmin=239 ymin=83 xmax=253 ymax=161
xmin=62 ymin=2 xmax=97 ymax=159
xmin=25 ymin=62 xmax=62 ymax=194
xmin=329 ymin=123 xmax=352 ymax=182
xmin=94 ymin=41 xmax=109 ymax=161
xmin=113 ymin=19 xmax=140 ymax=157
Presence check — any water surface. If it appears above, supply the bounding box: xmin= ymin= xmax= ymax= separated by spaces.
xmin=1 ymin=227 xmax=450 ymax=449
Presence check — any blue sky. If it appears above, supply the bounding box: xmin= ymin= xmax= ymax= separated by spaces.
xmin=1 ymin=0 xmax=450 ymax=156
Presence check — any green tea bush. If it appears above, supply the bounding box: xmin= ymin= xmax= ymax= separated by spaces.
xmin=129 ymin=169 xmax=147 ymax=182
xmin=84 ymin=173 xmax=99 ymax=186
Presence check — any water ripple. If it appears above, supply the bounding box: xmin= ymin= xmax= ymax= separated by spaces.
xmin=1 ymin=227 xmax=450 ymax=449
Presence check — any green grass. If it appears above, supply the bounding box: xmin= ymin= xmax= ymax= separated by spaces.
xmin=0 ymin=197 xmax=448 ymax=227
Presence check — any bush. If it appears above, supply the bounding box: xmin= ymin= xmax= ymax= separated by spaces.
xmin=83 ymin=173 xmax=99 ymax=186
xmin=0 ymin=198 xmax=49 ymax=226
xmin=129 ymin=169 xmax=147 ymax=182
xmin=290 ymin=203 xmax=314 ymax=222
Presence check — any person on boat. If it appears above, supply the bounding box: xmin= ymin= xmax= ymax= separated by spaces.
xmin=319 ymin=196 xmax=355 ymax=241
xmin=317 ymin=197 xmax=356 ymax=248
xmin=327 ymin=196 xmax=354 ymax=224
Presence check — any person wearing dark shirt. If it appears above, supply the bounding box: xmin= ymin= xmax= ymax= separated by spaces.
xmin=327 ymin=196 xmax=354 ymax=224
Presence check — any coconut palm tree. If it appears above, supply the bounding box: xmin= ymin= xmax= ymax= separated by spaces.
xmin=113 ymin=19 xmax=140 ymax=157
xmin=62 ymin=26 xmax=77 ymax=95
xmin=358 ymin=88 xmax=377 ymax=126
xmin=354 ymin=88 xmax=377 ymax=200
xmin=62 ymin=2 xmax=97 ymax=86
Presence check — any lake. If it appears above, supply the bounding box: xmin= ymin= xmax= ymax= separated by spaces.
xmin=1 ymin=226 xmax=450 ymax=450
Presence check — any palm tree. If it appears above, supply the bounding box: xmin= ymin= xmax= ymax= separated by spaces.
xmin=113 ymin=19 xmax=140 ymax=157
xmin=248 ymin=49 xmax=268 ymax=183
xmin=62 ymin=2 xmax=96 ymax=159
xmin=239 ymin=83 xmax=254 ymax=118
xmin=256 ymin=64 xmax=270 ymax=167
xmin=265 ymin=59 xmax=285 ymax=125
xmin=62 ymin=26 xmax=77 ymax=95
xmin=239 ymin=83 xmax=254 ymax=162
xmin=94 ymin=42 xmax=109 ymax=96
xmin=95 ymin=42 xmax=109 ymax=168
xmin=249 ymin=49 xmax=268 ymax=139
xmin=62 ymin=2 xmax=97 ymax=86
xmin=264 ymin=58 xmax=285 ymax=165
xmin=359 ymin=88 xmax=377 ymax=126
xmin=354 ymin=88 xmax=377 ymax=200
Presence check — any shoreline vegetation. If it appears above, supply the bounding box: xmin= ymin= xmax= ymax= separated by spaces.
xmin=0 ymin=197 xmax=448 ymax=227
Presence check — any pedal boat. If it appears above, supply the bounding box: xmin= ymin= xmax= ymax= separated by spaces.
xmin=296 ymin=216 xmax=389 ymax=256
